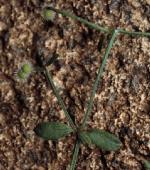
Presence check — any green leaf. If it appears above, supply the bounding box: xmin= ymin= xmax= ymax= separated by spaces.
xmin=78 ymin=131 xmax=91 ymax=145
xmin=34 ymin=122 xmax=73 ymax=140
xmin=144 ymin=160 xmax=150 ymax=170
xmin=87 ymin=129 xmax=121 ymax=151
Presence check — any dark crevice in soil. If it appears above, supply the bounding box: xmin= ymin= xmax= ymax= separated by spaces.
xmin=101 ymin=152 xmax=109 ymax=170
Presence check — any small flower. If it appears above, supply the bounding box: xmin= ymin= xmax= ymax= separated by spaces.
xmin=42 ymin=8 xmax=56 ymax=21
xmin=15 ymin=62 xmax=33 ymax=82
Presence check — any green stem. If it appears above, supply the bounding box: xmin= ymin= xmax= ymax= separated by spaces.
xmin=44 ymin=67 xmax=77 ymax=131
xmin=47 ymin=7 xmax=110 ymax=33
xmin=81 ymin=30 xmax=118 ymax=128
xmin=47 ymin=7 xmax=150 ymax=37
xmin=118 ymin=29 xmax=150 ymax=37
xmin=70 ymin=141 xmax=80 ymax=170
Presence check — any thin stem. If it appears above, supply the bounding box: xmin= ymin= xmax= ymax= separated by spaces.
xmin=118 ymin=29 xmax=150 ymax=37
xmin=47 ymin=7 xmax=110 ymax=33
xmin=81 ymin=30 xmax=118 ymax=128
xmin=47 ymin=7 xmax=150 ymax=37
xmin=44 ymin=67 xmax=77 ymax=131
xmin=70 ymin=141 xmax=80 ymax=170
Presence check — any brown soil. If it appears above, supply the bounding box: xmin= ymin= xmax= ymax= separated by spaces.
xmin=0 ymin=0 xmax=150 ymax=170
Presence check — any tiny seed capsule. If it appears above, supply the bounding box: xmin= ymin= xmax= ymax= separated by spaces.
xmin=43 ymin=8 xmax=56 ymax=21
xmin=17 ymin=70 xmax=27 ymax=80
xmin=15 ymin=62 xmax=33 ymax=82
xmin=22 ymin=63 xmax=32 ymax=74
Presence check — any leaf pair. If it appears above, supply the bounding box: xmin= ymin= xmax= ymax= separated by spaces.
xmin=34 ymin=122 xmax=121 ymax=151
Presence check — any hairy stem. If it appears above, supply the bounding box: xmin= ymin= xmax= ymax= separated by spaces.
xmin=44 ymin=67 xmax=77 ymax=131
xmin=81 ymin=30 xmax=118 ymax=128
xmin=70 ymin=141 xmax=80 ymax=170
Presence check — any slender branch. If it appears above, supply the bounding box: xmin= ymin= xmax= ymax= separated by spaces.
xmin=44 ymin=67 xmax=77 ymax=131
xmin=70 ymin=141 xmax=80 ymax=170
xmin=118 ymin=29 xmax=150 ymax=37
xmin=81 ymin=30 xmax=118 ymax=128
xmin=47 ymin=7 xmax=150 ymax=37
xmin=47 ymin=7 xmax=110 ymax=33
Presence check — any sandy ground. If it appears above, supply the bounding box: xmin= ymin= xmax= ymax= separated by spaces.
xmin=0 ymin=0 xmax=150 ymax=169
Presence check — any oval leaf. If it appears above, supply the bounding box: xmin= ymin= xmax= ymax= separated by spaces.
xmin=78 ymin=131 xmax=91 ymax=145
xmin=87 ymin=129 xmax=121 ymax=151
xmin=34 ymin=122 xmax=73 ymax=140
